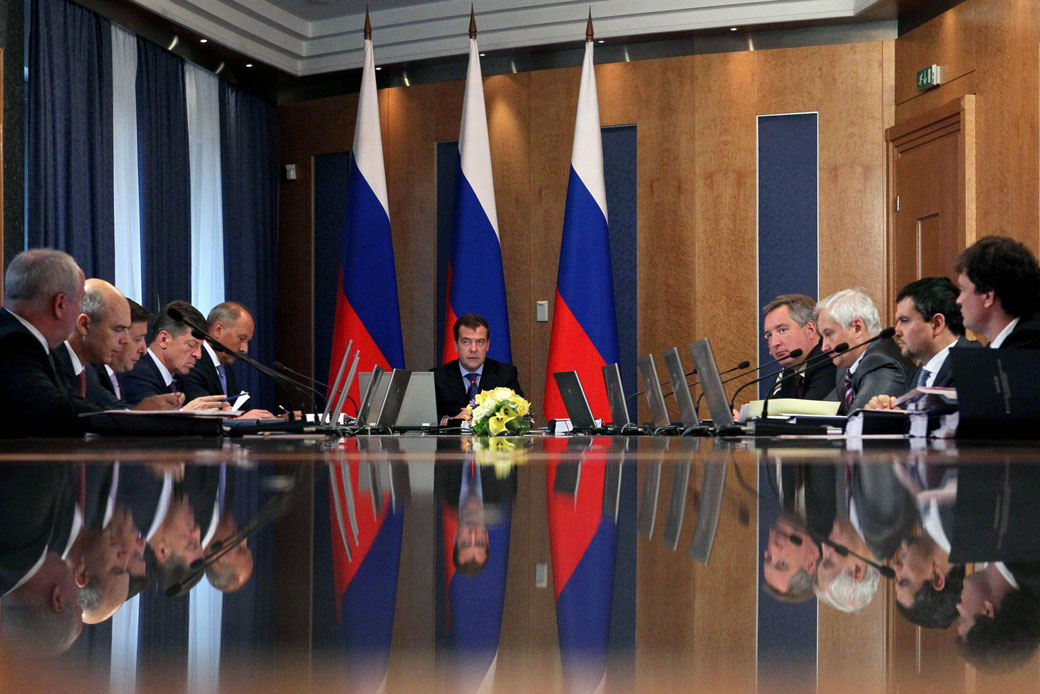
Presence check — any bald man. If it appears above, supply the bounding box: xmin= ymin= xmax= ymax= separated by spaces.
xmin=52 ymin=279 xmax=180 ymax=411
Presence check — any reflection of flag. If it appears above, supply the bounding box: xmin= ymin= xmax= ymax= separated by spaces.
xmin=442 ymin=32 xmax=511 ymax=365
xmin=328 ymin=33 xmax=405 ymax=402
xmin=543 ymin=38 xmax=619 ymax=421
xmin=329 ymin=458 xmax=404 ymax=692
xmin=546 ymin=438 xmax=618 ymax=693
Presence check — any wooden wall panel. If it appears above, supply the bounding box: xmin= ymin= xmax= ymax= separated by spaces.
xmin=894 ymin=1 xmax=976 ymax=106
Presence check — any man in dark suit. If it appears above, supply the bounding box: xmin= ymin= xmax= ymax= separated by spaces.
xmin=0 ymin=248 xmax=104 ymax=437
xmin=954 ymin=235 xmax=1040 ymax=348
xmin=435 ymin=459 xmax=518 ymax=576
xmin=761 ymin=293 xmax=837 ymax=400
xmin=432 ymin=313 xmax=523 ymax=423
xmin=867 ymin=276 xmax=979 ymax=410
xmin=178 ymin=302 xmax=273 ymax=418
xmin=53 ymin=279 xmax=180 ymax=411
xmin=121 ymin=300 xmax=228 ymax=411
xmin=100 ymin=299 xmax=152 ymax=402
xmin=816 ymin=289 xmax=913 ymax=414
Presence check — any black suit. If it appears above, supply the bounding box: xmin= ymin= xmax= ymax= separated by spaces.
xmin=771 ymin=339 xmax=838 ymax=400
xmin=0 ymin=465 xmax=74 ymax=595
xmin=833 ymin=337 xmax=914 ymax=414
xmin=178 ymin=347 xmax=237 ymax=400
xmin=121 ymin=350 xmax=173 ymax=405
xmin=999 ymin=314 xmax=1040 ymax=349
xmin=0 ymin=308 xmax=102 ymax=437
xmin=115 ymin=466 xmax=171 ymax=539
xmin=905 ymin=336 xmax=980 ymax=391
xmin=52 ymin=342 xmax=127 ymax=409
xmin=431 ymin=357 xmax=523 ymax=420
xmin=435 ymin=462 xmax=519 ymax=508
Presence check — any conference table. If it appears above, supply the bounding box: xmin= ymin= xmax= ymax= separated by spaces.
xmin=1 ymin=432 xmax=1038 ymax=693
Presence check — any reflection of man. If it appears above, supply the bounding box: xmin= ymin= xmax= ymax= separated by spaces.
xmin=54 ymin=279 xmax=180 ymax=411
xmin=0 ymin=249 xmax=103 ymax=437
xmin=147 ymin=491 xmax=202 ymax=593
xmin=121 ymin=300 xmax=228 ymax=411
xmin=954 ymin=235 xmax=1040 ymax=348
xmin=762 ymin=516 xmax=819 ymax=602
xmin=816 ymin=289 xmax=912 ymax=414
xmin=435 ymin=461 xmax=517 ymax=578
xmin=892 ymin=532 xmax=964 ymax=629
xmin=868 ymin=277 xmax=976 ymax=410
xmin=179 ymin=302 xmax=274 ymax=419
xmin=204 ymin=513 xmax=253 ymax=593
xmin=432 ymin=313 xmax=523 ymax=424
xmin=68 ymin=526 xmax=129 ymax=624
xmin=761 ymin=294 xmax=836 ymax=399
xmin=813 ymin=516 xmax=880 ymax=613
xmin=955 ymin=562 xmax=1040 ymax=673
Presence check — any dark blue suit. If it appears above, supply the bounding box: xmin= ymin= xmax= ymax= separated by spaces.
xmin=121 ymin=350 xmax=172 ymax=406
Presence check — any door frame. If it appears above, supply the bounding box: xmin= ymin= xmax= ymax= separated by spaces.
xmin=884 ymin=95 xmax=976 ymax=310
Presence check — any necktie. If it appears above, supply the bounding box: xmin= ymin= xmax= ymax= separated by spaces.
xmin=217 ymin=363 xmax=228 ymax=396
xmin=77 ymin=370 xmax=87 ymax=398
xmin=916 ymin=368 xmax=931 ymax=389
xmin=168 ymin=380 xmax=179 ymax=394
xmin=465 ymin=373 xmax=479 ymax=402
xmin=110 ymin=372 xmax=122 ymax=399
xmin=770 ymin=371 xmax=786 ymax=396
xmin=794 ymin=373 xmax=806 ymax=399
xmin=842 ymin=370 xmax=855 ymax=411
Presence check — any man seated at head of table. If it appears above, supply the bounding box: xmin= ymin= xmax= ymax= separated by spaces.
xmin=0 ymin=248 xmax=105 ymax=437
xmin=815 ymin=288 xmax=914 ymax=415
xmin=52 ymin=278 xmax=181 ymax=411
xmin=954 ymin=234 xmax=1040 ymax=348
xmin=120 ymin=300 xmax=230 ymax=411
xmin=432 ymin=313 xmax=523 ymax=425
xmin=761 ymin=293 xmax=837 ymax=400
xmin=866 ymin=276 xmax=980 ymax=410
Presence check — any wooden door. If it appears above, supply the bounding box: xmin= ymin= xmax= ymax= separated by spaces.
xmin=885 ymin=96 xmax=976 ymax=313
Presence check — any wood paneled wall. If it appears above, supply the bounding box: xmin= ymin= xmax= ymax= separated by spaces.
xmin=277 ymin=41 xmax=892 ymax=420
xmin=894 ymin=0 xmax=1040 ymax=252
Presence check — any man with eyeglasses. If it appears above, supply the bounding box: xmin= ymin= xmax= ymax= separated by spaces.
xmin=432 ymin=313 xmax=524 ymax=424
xmin=761 ymin=294 xmax=836 ymax=400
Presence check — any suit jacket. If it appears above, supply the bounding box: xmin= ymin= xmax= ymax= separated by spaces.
xmin=848 ymin=464 xmax=918 ymax=561
xmin=121 ymin=350 xmax=172 ymax=405
xmin=178 ymin=349 xmax=238 ymax=401
xmin=906 ymin=336 xmax=980 ymax=391
xmin=773 ymin=339 xmax=838 ymax=400
xmin=833 ymin=337 xmax=914 ymax=414
xmin=0 ymin=308 xmax=102 ymax=437
xmin=432 ymin=357 xmax=523 ymax=420
xmin=435 ymin=462 xmax=519 ymax=508
xmin=1000 ymin=313 xmax=1040 ymax=349
xmin=52 ymin=342 xmax=127 ymax=409
xmin=115 ymin=466 xmax=171 ymax=539
xmin=0 ymin=465 xmax=72 ymax=594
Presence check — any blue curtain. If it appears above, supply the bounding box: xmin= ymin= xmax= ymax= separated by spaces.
xmin=219 ymin=82 xmax=278 ymax=408
xmin=27 ymin=0 xmax=113 ymax=279
xmin=136 ymin=37 xmax=191 ymax=311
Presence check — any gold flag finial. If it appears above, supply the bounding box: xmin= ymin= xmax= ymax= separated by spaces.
xmin=469 ymin=4 xmax=477 ymax=39
xmin=586 ymin=9 xmax=594 ymax=42
xmin=364 ymin=6 xmax=371 ymax=40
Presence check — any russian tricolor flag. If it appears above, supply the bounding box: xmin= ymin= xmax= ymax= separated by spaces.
xmin=546 ymin=437 xmax=619 ymax=693
xmin=442 ymin=21 xmax=512 ymax=364
xmin=543 ymin=30 xmax=620 ymax=420
xmin=328 ymin=23 xmax=405 ymax=400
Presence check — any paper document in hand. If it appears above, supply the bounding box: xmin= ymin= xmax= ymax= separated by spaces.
xmin=894 ymin=386 xmax=957 ymax=412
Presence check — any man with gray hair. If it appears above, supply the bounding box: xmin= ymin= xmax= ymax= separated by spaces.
xmin=813 ymin=515 xmax=882 ymax=613
xmin=816 ymin=289 xmax=912 ymax=414
xmin=761 ymin=293 xmax=836 ymax=400
xmin=0 ymin=248 xmax=103 ymax=437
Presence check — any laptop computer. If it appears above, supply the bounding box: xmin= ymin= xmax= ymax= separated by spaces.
xmin=326 ymin=349 xmax=360 ymax=426
xmin=688 ymin=338 xmax=736 ymax=429
xmin=321 ymin=339 xmax=353 ymax=424
xmin=355 ymin=365 xmax=385 ymax=425
xmin=374 ymin=369 xmax=412 ymax=428
xmin=394 ymin=371 xmax=439 ymax=428
xmin=602 ymin=363 xmax=631 ymax=426
xmin=637 ymin=354 xmax=671 ymax=428
xmin=553 ymin=371 xmax=598 ymax=430
xmin=663 ymin=347 xmax=700 ymax=427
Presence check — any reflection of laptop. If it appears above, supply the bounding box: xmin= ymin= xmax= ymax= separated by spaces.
xmin=355 ymin=366 xmax=385 ymax=424
xmin=602 ymin=363 xmax=631 ymax=426
xmin=374 ymin=369 xmax=411 ymax=427
xmin=663 ymin=348 xmax=700 ymax=427
xmin=688 ymin=339 xmax=735 ymax=429
xmin=637 ymin=354 xmax=671 ymax=427
xmin=553 ymin=371 xmax=597 ymax=430
xmin=395 ymin=372 xmax=438 ymax=427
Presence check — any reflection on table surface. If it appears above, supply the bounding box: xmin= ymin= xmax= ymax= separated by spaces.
xmin=2 ymin=435 xmax=1040 ymax=693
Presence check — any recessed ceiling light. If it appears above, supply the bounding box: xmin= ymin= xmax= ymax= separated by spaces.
xmin=730 ymin=27 xmax=738 ymax=31
xmin=200 ymin=38 xmax=208 ymax=43
xmin=245 ymin=63 xmax=253 ymax=68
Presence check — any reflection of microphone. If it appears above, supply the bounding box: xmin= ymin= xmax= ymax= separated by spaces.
xmin=786 ymin=529 xmax=895 ymax=580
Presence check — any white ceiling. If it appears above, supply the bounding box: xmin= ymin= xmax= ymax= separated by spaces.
xmin=131 ymin=0 xmax=884 ymax=76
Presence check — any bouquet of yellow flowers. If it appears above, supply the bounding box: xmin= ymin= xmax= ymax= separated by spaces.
xmin=468 ymin=387 xmax=534 ymax=436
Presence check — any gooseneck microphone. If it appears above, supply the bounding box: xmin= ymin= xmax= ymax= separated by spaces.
xmin=693 ymin=354 xmax=795 ymax=414
xmin=786 ymin=528 xmax=895 ymax=580
xmin=170 ymin=307 xmax=313 ymax=416
xmin=728 ymin=346 xmax=843 ymax=412
xmin=273 ymin=361 xmax=359 ymax=416
xmin=628 ymin=357 xmax=752 ymax=401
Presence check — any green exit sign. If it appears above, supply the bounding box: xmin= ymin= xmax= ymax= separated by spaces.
xmin=917 ymin=64 xmax=941 ymax=90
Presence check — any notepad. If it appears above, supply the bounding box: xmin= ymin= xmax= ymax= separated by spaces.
xmin=740 ymin=398 xmax=840 ymax=421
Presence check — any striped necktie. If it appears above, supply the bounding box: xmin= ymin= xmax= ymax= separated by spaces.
xmin=916 ymin=368 xmax=931 ymax=389
xmin=465 ymin=373 xmax=479 ymax=402
xmin=842 ymin=369 xmax=855 ymax=411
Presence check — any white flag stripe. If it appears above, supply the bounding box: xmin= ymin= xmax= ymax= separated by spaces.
xmin=570 ymin=41 xmax=608 ymax=221
xmin=185 ymin=62 xmax=225 ymax=312
xmin=111 ymin=25 xmax=142 ymax=302
xmin=354 ymin=38 xmax=390 ymax=217
xmin=458 ymin=37 xmax=500 ymax=240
